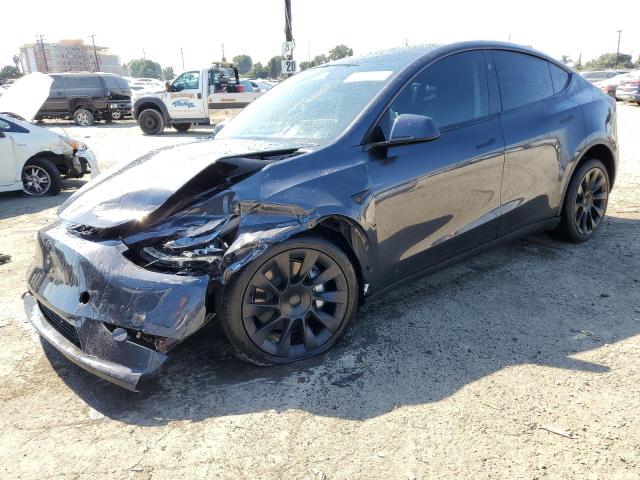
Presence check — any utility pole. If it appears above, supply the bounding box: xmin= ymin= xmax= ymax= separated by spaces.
xmin=142 ymin=49 xmax=146 ymax=61
xmin=614 ymin=30 xmax=622 ymax=69
xmin=38 ymin=34 xmax=49 ymax=73
xmin=221 ymin=44 xmax=226 ymax=62
xmin=89 ymin=34 xmax=100 ymax=71
xmin=180 ymin=48 xmax=185 ymax=70
xmin=284 ymin=0 xmax=293 ymax=75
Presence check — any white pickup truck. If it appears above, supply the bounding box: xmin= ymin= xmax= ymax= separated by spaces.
xmin=132 ymin=62 xmax=260 ymax=134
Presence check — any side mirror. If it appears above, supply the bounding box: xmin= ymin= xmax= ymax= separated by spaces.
xmin=0 ymin=130 xmax=5 ymax=138
xmin=366 ymin=114 xmax=440 ymax=152
xmin=390 ymin=114 xmax=440 ymax=143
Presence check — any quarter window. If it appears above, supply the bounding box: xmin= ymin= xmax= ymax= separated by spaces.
xmin=549 ymin=63 xmax=570 ymax=93
xmin=493 ymin=51 xmax=554 ymax=110
xmin=385 ymin=51 xmax=489 ymax=133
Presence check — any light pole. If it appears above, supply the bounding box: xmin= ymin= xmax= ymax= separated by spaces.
xmin=614 ymin=30 xmax=622 ymax=69
xmin=89 ymin=34 xmax=100 ymax=72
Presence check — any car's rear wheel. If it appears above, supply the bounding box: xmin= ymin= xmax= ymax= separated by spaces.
xmin=557 ymin=158 xmax=609 ymax=242
xmin=22 ymin=158 xmax=62 ymax=196
xmin=73 ymin=108 xmax=94 ymax=127
xmin=174 ymin=123 xmax=191 ymax=132
xmin=217 ymin=236 xmax=359 ymax=365
xmin=138 ymin=109 xmax=165 ymax=135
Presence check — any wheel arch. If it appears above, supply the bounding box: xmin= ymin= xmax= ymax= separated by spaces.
xmin=561 ymin=141 xmax=616 ymax=209
xmin=133 ymin=97 xmax=170 ymax=123
xmin=24 ymin=151 xmax=69 ymax=174
xmin=68 ymin=97 xmax=95 ymax=113
xmin=295 ymin=214 xmax=374 ymax=305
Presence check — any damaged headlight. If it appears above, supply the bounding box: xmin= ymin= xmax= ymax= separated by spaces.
xmin=59 ymin=135 xmax=87 ymax=151
xmin=132 ymin=215 xmax=240 ymax=272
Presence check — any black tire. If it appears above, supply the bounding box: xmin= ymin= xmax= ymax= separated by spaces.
xmin=174 ymin=123 xmax=191 ymax=132
xmin=21 ymin=158 xmax=62 ymax=196
xmin=73 ymin=108 xmax=94 ymax=127
xmin=556 ymin=158 xmax=610 ymax=242
xmin=217 ymin=236 xmax=359 ymax=366
xmin=138 ymin=108 xmax=165 ymax=135
xmin=110 ymin=110 xmax=122 ymax=120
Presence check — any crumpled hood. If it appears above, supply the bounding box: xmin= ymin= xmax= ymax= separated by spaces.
xmin=0 ymin=73 xmax=52 ymax=121
xmin=58 ymin=138 xmax=310 ymax=230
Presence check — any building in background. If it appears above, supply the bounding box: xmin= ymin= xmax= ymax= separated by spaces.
xmin=19 ymin=39 xmax=128 ymax=75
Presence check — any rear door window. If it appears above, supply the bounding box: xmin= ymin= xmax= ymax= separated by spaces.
xmin=493 ymin=51 xmax=554 ymax=110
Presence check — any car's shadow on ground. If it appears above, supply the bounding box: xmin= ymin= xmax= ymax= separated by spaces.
xmin=43 ymin=120 xmax=216 ymax=137
xmin=42 ymin=216 xmax=640 ymax=425
xmin=0 ymin=179 xmax=87 ymax=221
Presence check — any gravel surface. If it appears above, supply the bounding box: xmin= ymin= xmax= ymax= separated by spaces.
xmin=1 ymin=107 xmax=639 ymax=480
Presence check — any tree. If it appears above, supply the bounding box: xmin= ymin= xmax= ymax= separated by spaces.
xmin=583 ymin=52 xmax=634 ymax=70
xmin=328 ymin=44 xmax=353 ymax=61
xmin=249 ymin=62 xmax=269 ymax=79
xmin=162 ymin=66 xmax=175 ymax=80
xmin=0 ymin=65 xmax=21 ymax=81
xmin=267 ymin=56 xmax=285 ymax=78
xmin=560 ymin=55 xmax=572 ymax=65
xmin=300 ymin=54 xmax=328 ymax=71
xmin=126 ymin=59 xmax=163 ymax=79
xmin=233 ymin=54 xmax=253 ymax=75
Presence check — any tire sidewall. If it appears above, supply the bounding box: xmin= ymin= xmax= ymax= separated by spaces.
xmin=139 ymin=109 xmax=165 ymax=135
xmin=73 ymin=108 xmax=94 ymax=127
xmin=561 ymin=158 xmax=609 ymax=242
xmin=217 ymin=236 xmax=359 ymax=365
xmin=22 ymin=158 xmax=62 ymax=196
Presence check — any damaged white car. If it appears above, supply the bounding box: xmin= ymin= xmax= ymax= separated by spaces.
xmin=0 ymin=74 xmax=99 ymax=196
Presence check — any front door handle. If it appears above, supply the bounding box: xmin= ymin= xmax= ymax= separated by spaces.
xmin=475 ymin=137 xmax=495 ymax=150
xmin=197 ymin=92 xmax=202 ymax=99
xmin=559 ymin=114 xmax=575 ymax=124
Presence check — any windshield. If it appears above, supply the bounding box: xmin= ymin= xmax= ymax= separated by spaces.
xmin=217 ymin=65 xmax=397 ymax=142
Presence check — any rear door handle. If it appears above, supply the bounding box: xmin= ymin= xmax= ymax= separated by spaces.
xmin=197 ymin=93 xmax=202 ymax=99
xmin=559 ymin=114 xmax=575 ymax=124
xmin=475 ymin=137 xmax=495 ymax=150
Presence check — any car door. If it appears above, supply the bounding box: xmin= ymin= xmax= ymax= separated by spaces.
xmin=367 ymin=50 xmax=505 ymax=286
xmin=492 ymin=50 xmax=585 ymax=234
xmin=0 ymin=119 xmax=16 ymax=185
xmin=168 ymin=70 xmax=206 ymax=119
xmin=40 ymin=75 xmax=66 ymax=114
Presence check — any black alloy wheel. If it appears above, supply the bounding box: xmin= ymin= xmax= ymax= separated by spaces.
xmin=575 ymin=167 xmax=608 ymax=235
xmin=218 ymin=237 xmax=359 ymax=365
xmin=557 ymin=158 xmax=610 ymax=242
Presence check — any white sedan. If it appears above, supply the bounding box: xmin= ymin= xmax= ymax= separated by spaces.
xmin=0 ymin=112 xmax=99 ymax=196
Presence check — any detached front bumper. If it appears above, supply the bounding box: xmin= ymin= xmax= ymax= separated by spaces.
xmin=25 ymin=223 xmax=211 ymax=391
xmin=24 ymin=294 xmax=167 ymax=390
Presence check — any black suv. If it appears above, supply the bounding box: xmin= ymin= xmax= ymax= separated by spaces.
xmin=36 ymin=73 xmax=132 ymax=126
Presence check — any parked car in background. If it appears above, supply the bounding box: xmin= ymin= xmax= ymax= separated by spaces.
xmin=35 ymin=73 xmax=131 ymax=126
xmin=616 ymin=70 xmax=640 ymax=104
xmin=581 ymin=70 xmax=620 ymax=84
xmin=0 ymin=112 xmax=98 ymax=196
xmin=596 ymin=70 xmax=639 ymax=99
xmin=24 ymin=42 xmax=617 ymax=390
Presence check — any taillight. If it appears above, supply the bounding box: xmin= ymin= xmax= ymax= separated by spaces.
xmin=235 ymin=84 xmax=246 ymax=92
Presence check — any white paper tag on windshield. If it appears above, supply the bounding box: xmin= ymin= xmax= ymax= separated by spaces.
xmin=343 ymin=71 xmax=393 ymax=83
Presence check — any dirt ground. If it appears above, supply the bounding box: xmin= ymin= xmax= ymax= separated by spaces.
xmin=1 ymin=107 xmax=639 ymax=480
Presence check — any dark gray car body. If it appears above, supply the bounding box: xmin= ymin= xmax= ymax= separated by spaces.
xmin=25 ymin=41 xmax=618 ymax=390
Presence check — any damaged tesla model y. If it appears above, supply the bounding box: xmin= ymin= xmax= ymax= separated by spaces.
xmin=24 ymin=41 xmax=617 ymax=390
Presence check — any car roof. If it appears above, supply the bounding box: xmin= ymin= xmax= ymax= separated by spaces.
xmin=329 ymin=41 xmax=568 ymax=73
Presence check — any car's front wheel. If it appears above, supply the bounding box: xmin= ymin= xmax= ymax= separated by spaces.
xmin=21 ymin=158 xmax=62 ymax=196
xmin=557 ymin=158 xmax=610 ymax=242
xmin=138 ymin=109 xmax=165 ymax=135
xmin=217 ymin=236 xmax=359 ymax=365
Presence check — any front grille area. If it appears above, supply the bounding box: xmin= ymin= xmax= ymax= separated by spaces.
xmin=39 ymin=303 xmax=81 ymax=348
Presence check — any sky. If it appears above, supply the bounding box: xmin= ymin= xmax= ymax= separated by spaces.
xmin=1 ymin=0 xmax=639 ymax=72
